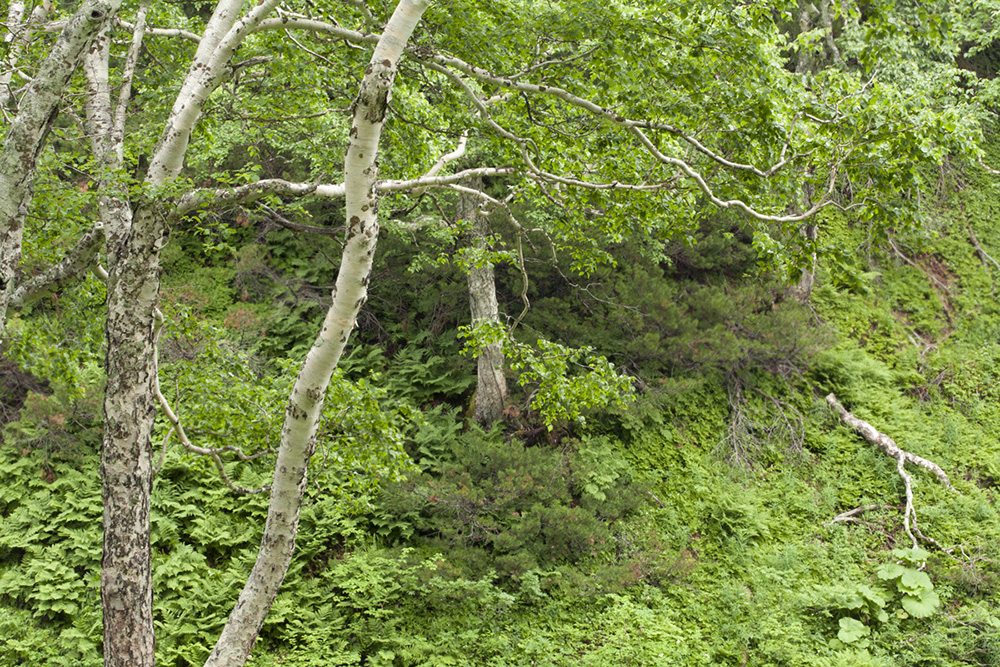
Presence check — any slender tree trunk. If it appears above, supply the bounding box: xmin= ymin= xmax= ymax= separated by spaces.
xmin=460 ymin=177 xmax=507 ymax=425
xmin=203 ymin=2 xmax=431 ymax=665
xmin=0 ymin=0 xmax=52 ymax=109
xmin=795 ymin=0 xmax=815 ymax=77
xmin=796 ymin=221 xmax=818 ymax=300
xmin=0 ymin=0 xmax=121 ymax=336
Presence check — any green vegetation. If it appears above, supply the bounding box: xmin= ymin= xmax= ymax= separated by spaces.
xmin=5 ymin=159 xmax=1000 ymax=665
xmin=5 ymin=0 xmax=1000 ymax=665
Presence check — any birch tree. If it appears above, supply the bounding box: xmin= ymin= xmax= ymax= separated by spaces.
xmin=0 ymin=1 xmax=988 ymax=665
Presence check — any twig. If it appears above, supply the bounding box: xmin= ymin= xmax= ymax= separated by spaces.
xmin=152 ymin=309 xmax=271 ymax=494
xmin=887 ymin=236 xmax=951 ymax=294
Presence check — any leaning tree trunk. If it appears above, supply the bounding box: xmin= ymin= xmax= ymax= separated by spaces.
xmin=203 ymin=2 xmax=431 ymax=665
xmin=0 ymin=0 xmax=121 ymax=336
xmin=460 ymin=176 xmax=508 ymax=425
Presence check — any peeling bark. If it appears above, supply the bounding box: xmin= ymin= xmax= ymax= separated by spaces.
xmin=460 ymin=177 xmax=508 ymax=425
xmin=203 ymin=2 xmax=431 ymax=665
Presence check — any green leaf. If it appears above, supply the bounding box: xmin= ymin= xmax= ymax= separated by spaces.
xmin=892 ymin=547 xmax=930 ymax=565
xmin=856 ymin=584 xmax=886 ymax=608
xmin=838 ymin=617 xmax=870 ymax=643
xmin=876 ymin=563 xmax=906 ymax=580
xmin=900 ymin=589 xmax=940 ymax=618
xmin=899 ymin=569 xmax=933 ymax=594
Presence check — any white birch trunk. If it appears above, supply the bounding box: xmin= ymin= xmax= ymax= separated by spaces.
xmin=148 ymin=0 xmax=280 ymax=186
xmin=203 ymin=2 xmax=431 ymax=664
xmin=87 ymin=2 xmax=280 ymax=664
xmin=82 ymin=26 xmax=160 ymax=667
xmin=460 ymin=178 xmax=508 ymax=425
xmin=0 ymin=1 xmax=27 ymax=110
xmin=0 ymin=0 xmax=121 ymax=336
xmin=0 ymin=0 xmax=53 ymax=109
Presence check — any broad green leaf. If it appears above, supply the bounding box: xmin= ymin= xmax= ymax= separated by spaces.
xmin=900 ymin=589 xmax=941 ymax=618
xmin=838 ymin=617 xmax=870 ymax=643
xmin=876 ymin=563 xmax=906 ymax=580
xmin=899 ymin=569 xmax=933 ymax=594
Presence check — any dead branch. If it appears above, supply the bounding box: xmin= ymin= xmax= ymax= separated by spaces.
xmin=716 ymin=379 xmax=805 ymax=471
xmin=968 ymin=224 xmax=1000 ymax=273
xmin=827 ymin=504 xmax=882 ymax=526
xmin=887 ymin=236 xmax=952 ymax=294
xmin=152 ymin=309 xmax=271 ymax=494
xmin=826 ymin=393 xmax=957 ymax=549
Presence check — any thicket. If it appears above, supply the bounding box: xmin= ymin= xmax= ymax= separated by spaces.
xmin=4 ymin=147 xmax=1000 ymax=666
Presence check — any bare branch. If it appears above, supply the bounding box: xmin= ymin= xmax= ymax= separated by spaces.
xmin=379 ymin=167 xmax=514 ymax=192
xmin=9 ymin=224 xmax=105 ymax=308
xmin=978 ymin=156 xmax=1000 ymax=175
xmin=826 ymin=393 xmax=957 ymax=549
xmin=827 ymin=504 xmax=882 ymax=526
xmin=421 ymin=131 xmax=468 ymax=179
xmin=968 ymin=224 xmax=1000 ymax=273
xmin=260 ymin=204 xmax=343 ymax=237
xmin=116 ymin=18 xmax=201 ymax=43
xmin=254 ymin=16 xmax=377 ymax=45
xmin=112 ymin=1 xmax=150 ymax=150
xmin=509 ymin=45 xmax=601 ymax=81
xmin=153 ymin=309 xmax=271 ymax=495
xmin=174 ymin=180 xmax=325 ymax=217
xmin=173 ymin=168 xmax=515 ymax=218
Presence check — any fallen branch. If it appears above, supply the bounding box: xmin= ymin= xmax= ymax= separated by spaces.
xmin=827 ymin=504 xmax=881 ymax=526
xmin=826 ymin=393 xmax=958 ymax=549
xmin=968 ymin=224 xmax=1000 ymax=273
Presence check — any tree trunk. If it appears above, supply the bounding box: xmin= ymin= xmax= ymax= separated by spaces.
xmin=203 ymin=2 xmax=431 ymax=665
xmin=795 ymin=221 xmax=818 ymax=300
xmin=0 ymin=0 xmax=53 ymax=109
xmin=82 ymin=22 xmax=159 ymax=667
xmin=460 ymin=177 xmax=507 ymax=425
xmin=101 ymin=202 xmax=159 ymax=667
xmin=0 ymin=0 xmax=121 ymax=336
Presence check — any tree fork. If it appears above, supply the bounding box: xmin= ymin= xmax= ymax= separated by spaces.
xmin=0 ymin=0 xmax=122 ymax=337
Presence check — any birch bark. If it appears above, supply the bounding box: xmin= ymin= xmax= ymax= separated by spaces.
xmin=204 ymin=2 xmax=431 ymax=664
xmin=0 ymin=0 xmax=53 ymax=109
xmin=82 ymin=21 xmax=161 ymax=667
xmin=460 ymin=177 xmax=508 ymax=425
xmin=0 ymin=0 xmax=121 ymax=337
xmin=88 ymin=2 xmax=281 ymax=664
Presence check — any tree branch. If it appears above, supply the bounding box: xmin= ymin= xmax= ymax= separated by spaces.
xmin=152 ymin=309 xmax=270 ymax=495
xmin=117 ymin=18 xmax=202 ymax=43
xmin=968 ymin=224 xmax=1000 ymax=273
xmin=172 ymin=168 xmax=514 ymax=218
xmin=826 ymin=393 xmax=957 ymax=549
xmin=112 ymin=1 xmax=150 ymax=151
xmin=8 ymin=224 xmax=105 ymax=307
